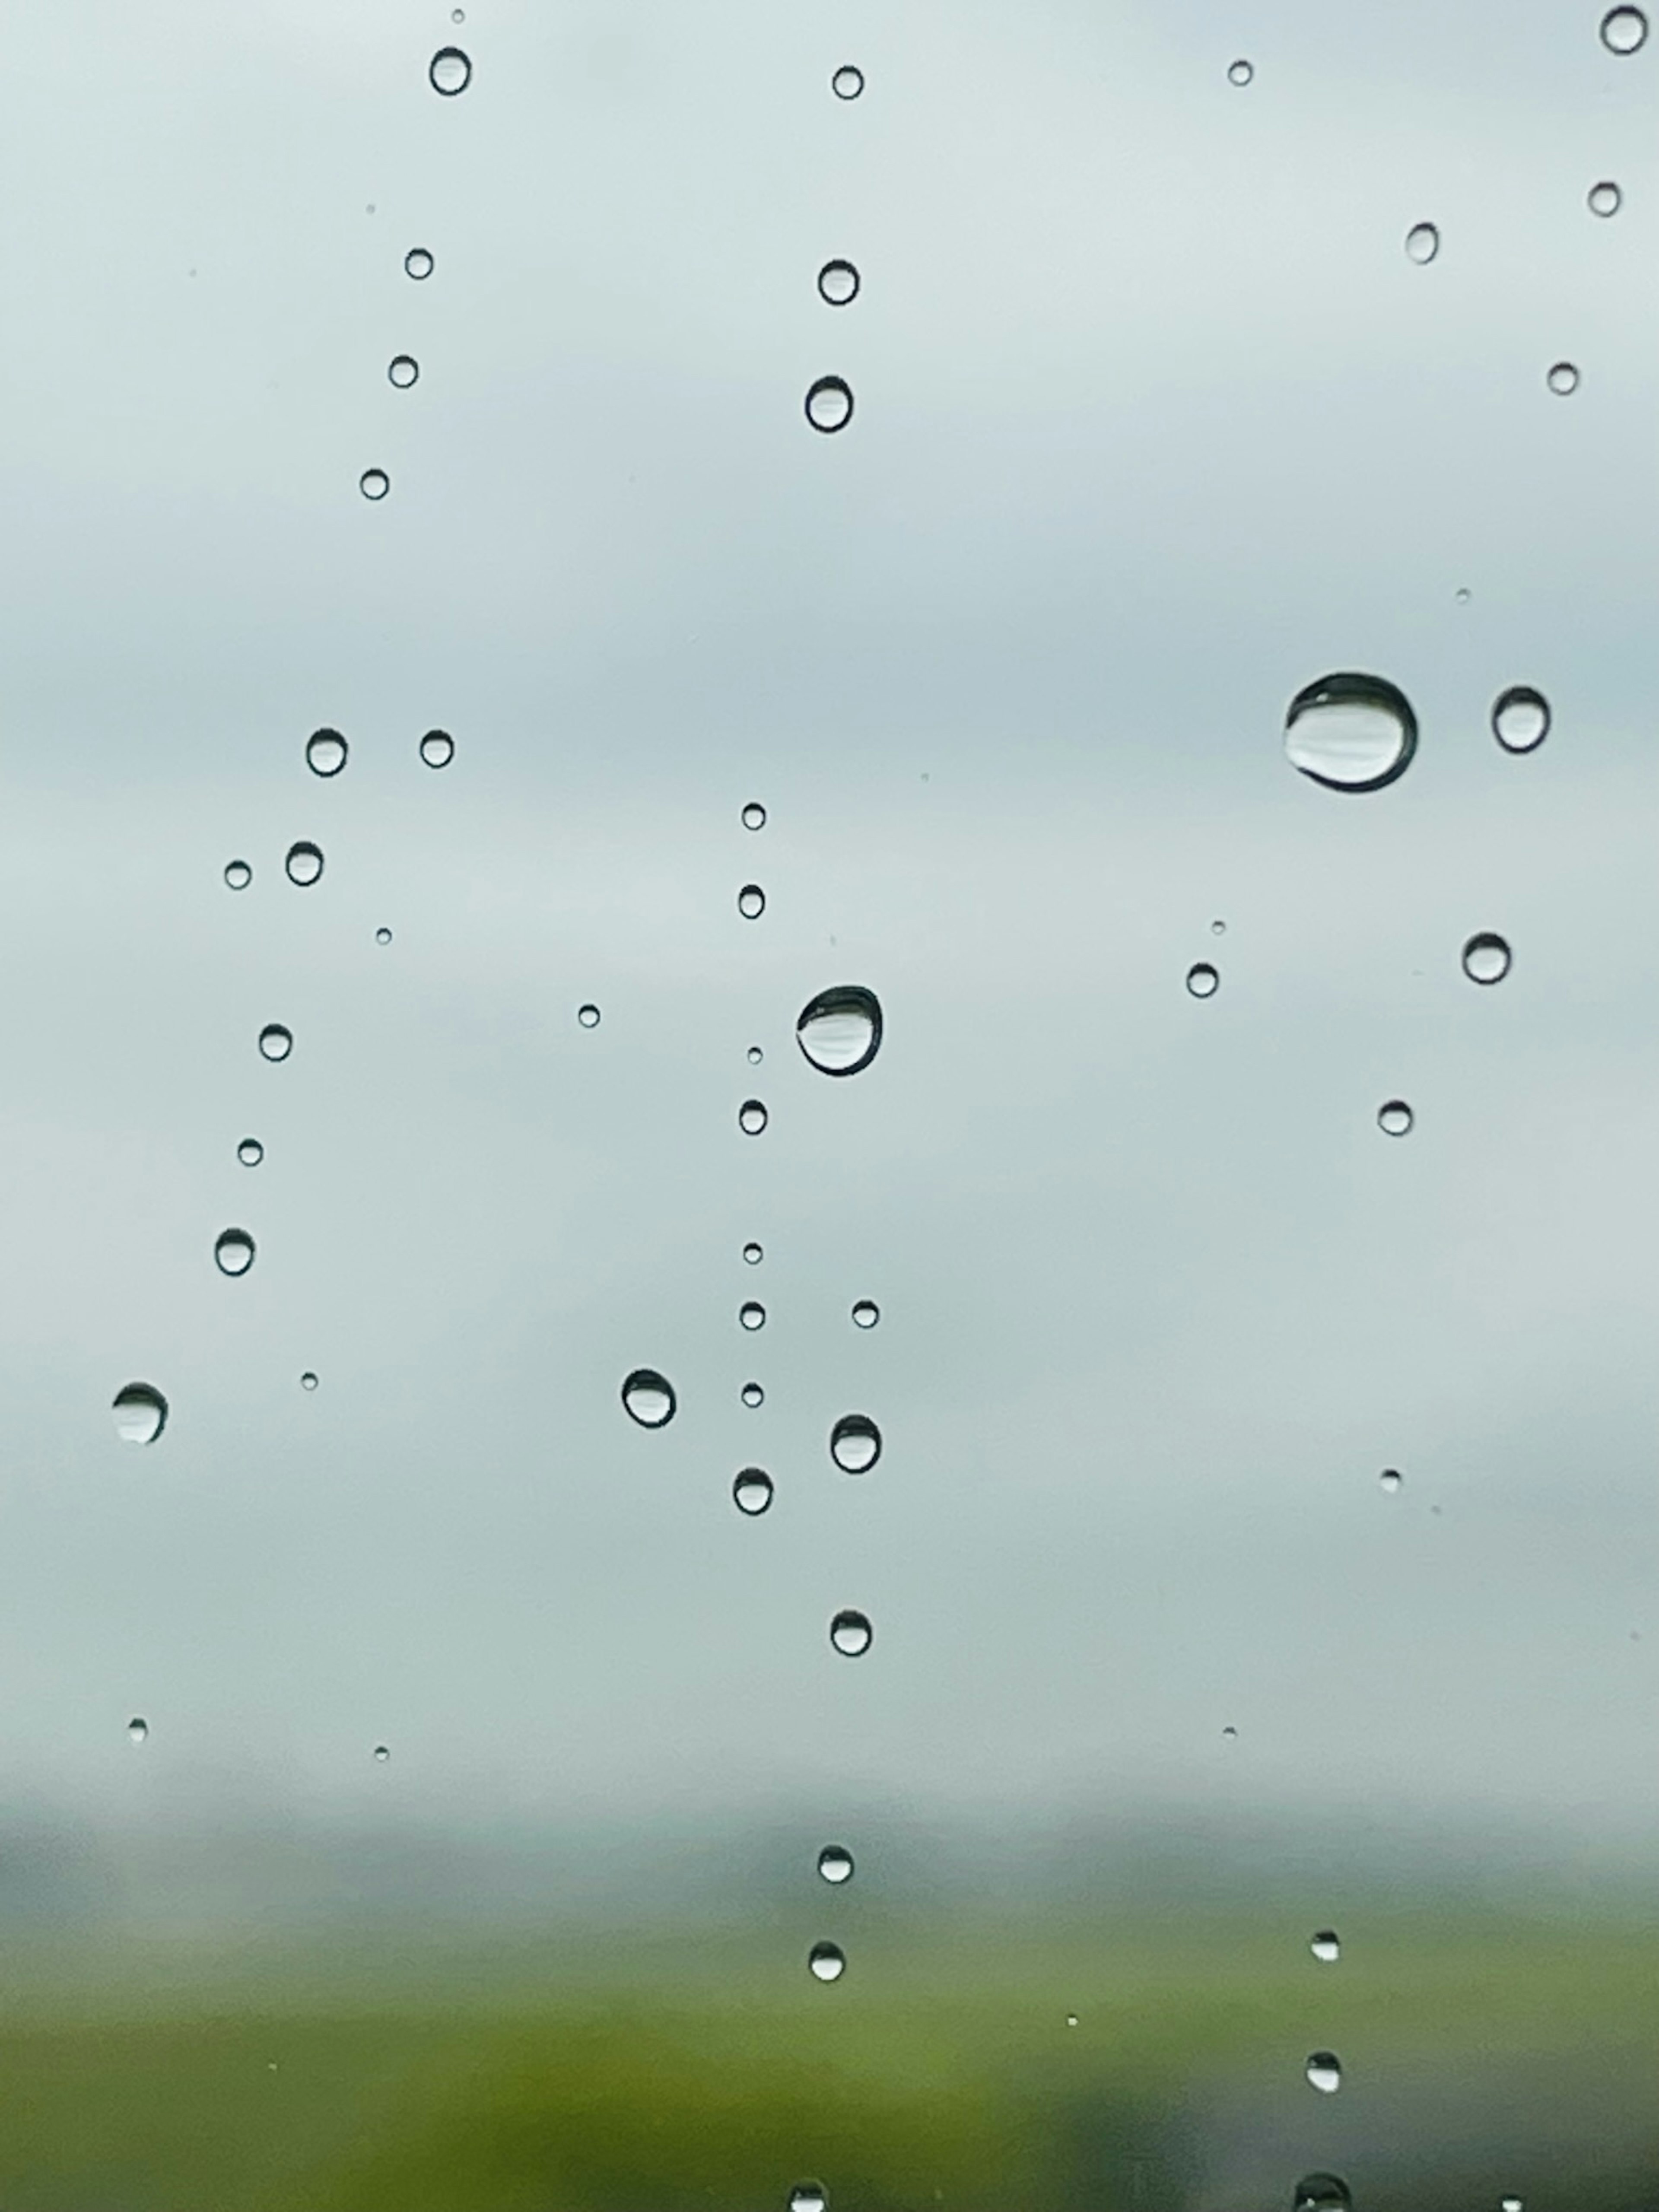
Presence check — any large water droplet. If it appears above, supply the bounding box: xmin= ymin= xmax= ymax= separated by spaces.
xmin=360 ymin=468 xmax=390 ymax=501
xmin=1491 ymin=685 xmax=1550 ymax=753
xmin=830 ymin=64 xmax=864 ymax=98
xmin=1380 ymin=1467 xmax=1402 ymax=1494
xmin=797 ymin=985 xmax=882 ymax=1075
xmin=621 ymin=1368 xmax=676 ymax=1428
xmin=1601 ymin=4 xmax=1648 ymax=51
xmin=739 ymin=1099 xmax=769 ymax=1135
xmin=1306 ymin=2052 xmax=1343 ymax=2094
xmin=1185 ymin=962 xmax=1219 ymax=999
xmin=1589 ymin=178 xmax=1624 ymax=216
xmin=830 ymin=1608 xmax=873 ymax=1657
xmin=818 ymin=259 xmax=860 ymax=306
xmin=420 ymin=729 xmax=455 ymax=769
xmin=738 ymin=883 xmax=766 ymax=919
xmin=1405 ymin=221 xmax=1440 ymax=263
xmin=742 ymin=801 xmax=766 ymax=830
xmin=215 ymin=1228 xmax=256 ymax=1277
xmin=405 ymin=246 xmax=434 ymax=280
xmin=1284 ymin=673 xmax=1417 ymax=792
xmin=577 ymin=1004 xmax=601 ymax=1029
xmin=1310 ymin=1929 xmax=1341 ymax=1963
xmin=851 ymin=1300 xmax=879 ymax=1329
xmin=790 ymin=2186 xmax=827 ymax=2212
xmin=238 ymin=1137 xmax=264 ymax=1166
xmin=1294 ymin=2179 xmax=1351 ymax=2212
xmin=429 ymin=44 xmax=472 ymax=92
xmin=258 ymin=1023 xmax=293 ymax=1062
xmin=741 ymin=1381 xmax=764 ymax=1408
xmin=1227 ymin=57 xmax=1254 ymax=83
xmin=112 ymin=1383 xmax=167 ymax=1445
xmin=805 ymin=376 xmax=854 ymax=432
xmin=128 ymin=1716 xmax=148 ymax=1745
xmin=830 ymin=1414 xmax=881 ymax=1473
xmin=1462 ymin=931 xmax=1512 ymax=985
xmin=388 ymin=355 xmax=420 ymax=389
xmin=739 ymin=1301 xmax=766 ymax=1332
xmin=817 ymin=1844 xmax=854 ymax=1884
xmin=733 ymin=1468 xmax=774 ymax=1516
xmin=1546 ymin=360 xmax=1580 ymax=395
xmin=285 ymin=841 xmax=324 ymax=887
xmin=225 ymin=858 xmax=252 ymax=890
xmin=306 ymin=729 xmax=347 ymax=777
xmin=1377 ymin=1099 xmax=1413 ymax=1137
xmin=808 ymin=1941 xmax=846 ymax=1982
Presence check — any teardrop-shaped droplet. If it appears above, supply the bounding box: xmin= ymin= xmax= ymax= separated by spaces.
xmin=742 ymin=801 xmax=766 ymax=830
xmin=738 ymin=883 xmax=766 ymax=919
xmin=741 ymin=1381 xmax=764 ymax=1408
xmin=733 ymin=1467 xmax=773 ymax=1516
xmin=128 ymin=1715 xmax=149 ymax=1745
xmin=797 ymin=985 xmax=882 ymax=1075
xmin=1546 ymin=360 xmax=1580 ymax=396
xmin=577 ymin=1003 xmax=601 ymax=1029
xmin=1601 ymin=4 xmax=1648 ymax=52
xmin=804 ymin=376 xmax=854 ymax=432
xmin=817 ymin=259 xmax=860 ymax=306
xmin=285 ymin=841 xmax=324 ymax=887
xmin=830 ymin=64 xmax=864 ymax=99
xmin=429 ymin=44 xmax=472 ymax=92
xmin=1589 ymin=178 xmax=1623 ymax=216
xmin=851 ymin=1300 xmax=879 ymax=1329
xmin=1293 ymin=2178 xmax=1351 ymax=2212
xmin=214 ymin=1228 xmax=256 ymax=1277
xmin=306 ymin=729 xmax=347 ymax=777
xmin=238 ymin=1137 xmax=264 ymax=1166
xmin=829 ymin=1608 xmax=873 ymax=1657
xmin=739 ymin=1098 xmax=769 ymax=1135
xmin=790 ymin=2185 xmax=827 ymax=2212
xmin=225 ymin=858 xmax=252 ymax=890
xmin=1491 ymin=685 xmax=1550 ymax=753
xmin=830 ymin=1414 xmax=881 ymax=1474
xmin=112 ymin=1383 xmax=167 ymax=1446
xmin=621 ymin=1368 xmax=676 ymax=1428
xmin=817 ymin=1844 xmax=854 ymax=1884
xmin=359 ymin=468 xmax=390 ymax=501
xmin=1185 ymin=962 xmax=1219 ymax=999
xmin=1461 ymin=931 xmax=1512 ymax=985
xmin=739 ymin=1301 xmax=766 ymax=1333
xmin=1310 ymin=1929 xmax=1341 ymax=1963
xmin=808 ymin=1941 xmax=846 ymax=1982
xmin=420 ymin=729 xmax=455 ymax=769
xmin=1284 ymin=673 xmax=1417 ymax=792
xmin=1405 ymin=221 xmax=1440 ymax=263
xmin=258 ymin=1023 xmax=293 ymax=1062
xmin=1377 ymin=1099 xmax=1413 ymax=1137
xmin=1306 ymin=2051 xmax=1343 ymax=2094
xmin=405 ymin=246 xmax=434 ymax=280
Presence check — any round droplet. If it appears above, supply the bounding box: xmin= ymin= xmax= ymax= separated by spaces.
xmin=804 ymin=375 xmax=854 ymax=433
xmin=739 ymin=1301 xmax=766 ymax=1332
xmin=746 ymin=1045 xmax=763 ymax=1065
xmin=285 ymin=840 xmax=324 ymax=887
xmin=306 ymin=728 xmax=347 ymax=777
xmin=258 ymin=1023 xmax=293 ymax=1063
xmin=237 ymin=1137 xmax=264 ymax=1166
xmin=1601 ymin=4 xmax=1648 ymax=51
xmin=225 ymin=858 xmax=252 ymax=890
xmin=742 ymin=801 xmax=766 ymax=830
xmin=112 ymin=1383 xmax=167 ymax=1446
xmin=1380 ymin=1467 xmax=1403 ymax=1494
xmin=796 ymin=985 xmax=882 ymax=1075
xmin=214 ymin=1228 xmax=255 ymax=1277
xmin=1455 ymin=585 xmax=1471 ymax=604
xmin=360 ymin=468 xmax=390 ymax=501
xmin=1405 ymin=221 xmax=1440 ymax=264
xmin=1306 ymin=2052 xmax=1342 ymax=2094
xmin=621 ymin=1368 xmax=676 ymax=1429
xmin=1284 ymin=672 xmax=1417 ymax=792
xmin=851 ymin=1300 xmax=879 ymax=1329
xmin=739 ymin=1098 xmax=769 ymax=1135
xmin=830 ymin=1414 xmax=881 ymax=1474
xmin=1228 ymin=57 xmax=1254 ymax=83
xmin=741 ymin=1381 xmax=764 ymax=1408
xmin=404 ymin=247 xmax=434 ymax=280
xmin=1185 ymin=962 xmax=1219 ymax=999
xmin=790 ymin=2186 xmax=827 ymax=2212
xmin=817 ymin=259 xmax=860 ymax=306
xmin=429 ymin=44 xmax=472 ymax=93
xmin=830 ymin=64 xmax=864 ymax=99
xmin=1377 ymin=1099 xmax=1413 ymax=1137
xmin=375 ymin=926 xmax=392 ymax=945
xmin=1589 ymin=178 xmax=1623 ymax=216
xmin=830 ymin=1608 xmax=873 ymax=1657
xmin=577 ymin=1003 xmax=600 ymax=1029
xmin=373 ymin=1743 xmax=390 ymax=1762
xmin=1211 ymin=918 xmax=1226 ymax=935
xmin=300 ymin=1371 xmax=318 ymax=1391
xmin=128 ymin=1716 xmax=148 ymax=1745
xmin=817 ymin=1844 xmax=854 ymax=1884
xmin=1310 ymin=1929 xmax=1341 ymax=1963
xmin=808 ymin=1941 xmax=846 ymax=1982
xmin=743 ymin=1242 xmax=763 ymax=1265
xmin=1491 ymin=685 xmax=1550 ymax=753
xmin=738 ymin=883 xmax=766 ymax=920
xmin=1461 ymin=931 xmax=1512 ymax=985
xmin=388 ymin=355 xmax=419 ymax=389
xmin=1546 ymin=360 xmax=1580 ymax=395
xmin=420 ymin=729 xmax=455 ymax=770
xmin=733 ymin=1467 xmax=773 ymax=1516
xmin=1294 ymin=2179 xmax=1351 ymax=2212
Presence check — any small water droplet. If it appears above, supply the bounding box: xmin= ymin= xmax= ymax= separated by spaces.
xmin=1491 ymin=685 xmax=1550 ymax=753
xmin=790 ymin=2186 xmax=827 ymax=2212
xmin=1380 ymin=1467 xmax=1402 ymax=1493
xmin=733 ymin=1467 xmax=774 ymax=1515
xmin=1601 ymin=4 xmax=1648 ymax=51
xmin=1501 ymin=2198 xmax=1524 ymax=2212
xmin=1405 ymin=221 xmax=1440 ymax=263
xmin=375 ymin=926 xmax=392 ymax=945
xmin=818 ymin=259 xmax=860 ymax=306
xmin=225 ymin=858 xmax=252 ymax=890
xmin=805 ymin=375 xmax=854 ymax=432
xmin=404 ymin=247 xmax=434 ymax=280
xmin=577 ymin=1003 xmax=601 ymax=1029
xmin=739 ymin=1098 xmax=769 ymax=1135
xmin=830 ymin=64 xmax=864 ymax=99
xmin=1589 ymin=178 xmax=1624 ymax=216
xmin=1284 ymin=672 xmax=1417 ymax=792
xmin=747 ymin=1045 xmax=763 ymax=1065
xmin=1377 ymin=1099 xmax=1414 ymax=1137
xmin=359 ymin=468 xmax=390 ymax=500
xmin=301 ymin=1371 xmax=318 ymax=1390
xmin=112 ymin=1383 xmax=167 ymax=1446
xmin=1211 ymin=918 xmax=1226 ymax=936
xmin=851 ymin=1300 xmax=879 ymax=1329
xmin=1227 ymin=57 xmax=1254 ymax=83
xmin=1305 ymin=2052 xmax=1342 ymax=2094
xmin=258 ymin=1023 xmax=293 ymax=1062
xmin=621 ymin=1368 xmax=676 ymax=1428
xmin=830 ymin=1608 xmax=873 ymax=1657
xmin=306 ymin=729 xmax=347 ymax=777
xmin=238 ymin=1137 xmax=264 ymax=1166
xmin=128 ymin=1716 xmax=148 ymax=1745
xmin=373 ymin=1743 xmax=390 ymax=1762
xmin=1546 ymin=360 xmax=1580 ymax=395
xmin=388 ymin=354 xmax=420 ymax=389
xmin=1294 ymin=2178 xmax=1351 ymax=2212
xmin=817 ymin=1844 xmax=854 ymax=1884
xmin=740 ymin=1301 xmax=766 ymax=1332
xmin=743 ymin=1242 xmax=763 ymax=1265
xmin=830 ymin=1414 xmax=881 ymax=1474
xmin=1462 ymin=931 xmax=1512 ymax=985
xmin=808 ymin=1941 xmax=846 ymax=1981
xmin=1065 ymin=2012 xmax=1079 ymax=2027
xmin=738 ymin=883 xmax=766 ymax=919
xmin=1222 ymin=1724 xmax=1238 ymax=1740
xmin=1455 ymin=585 xmax=1471 ymax=604
xmin=429 ymin=44 xmax=472 ymax=93
xmin=741 ymin=803 xmax=767 ymax=834
xmin=1185 ymin=962 xmax=1219 ymax=999
xmin=420 ymin=729 xmax=455 ymax=768
xmin=285 ymin=840 xmax=324 ymax=888
xmin=1310 ymin=1929 xmax=1341 ymax=1963
xmin=741 ymin=1381 xmax=764 ymax=1408
xmin=214 ymin=1228 xmax=255 ymax=1277
xmin=797 ymin=985 xmax=882 ymax=1075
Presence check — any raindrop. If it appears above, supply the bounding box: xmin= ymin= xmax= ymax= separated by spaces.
xmin=1065 ymin=2013 xmax=1079 ymax=2028
xmin=743 ymin=1242 xmax=763 ymax=1265
xmin=112 ymin=1383 xmax=167 ymax=1446
xmin=621 ymin=1368 xmax=676 ymax=1429
xmin=429 ymin=44 xmax=472 ymax=93
xmin=738 ymin=883 xmax=766 ymax=919
xmin=851 ymin=1300 xmax=879 ymax=1329
xmin=1284 ymin=672 xmax=1417 ymax=792
xmin=1405 ymin=221 xmax=1440 ymax=263
xmin=1461 ymin=931 xmax=1512 ymax=985
xmin=1306 ymin=2052 xmax=1342 ymax=2094
xmin=1310 ymin=1929 xmax=1341 ymax=1963
xmin=1546 ymin=360 xmax=1580 ymax=395
xmin=375 ymin=927 xmax=392 ymax=945
xmin=797 ymin=985 xmax=882 ymax=1075
xmin=128 ymin=1716 xmax=148 ymax=1745
xmin=258 ymin=1023 xmax=293 ymax=1062
xmin=300 ymin=1372 xmax=318 ymax=1391
xmin=373 ymin=1744 xmax=390 ymax=1762
xmin=1380 ymin=1467 xmax=1403 ymax=1493
xmin=742 ymin=801 xmax=766 ymax=830
xmin=1501 ymin=2199 xmax=1523 ymax=2212
xmin=306 ymin=729 xmax=347 ymax=777
xmin=747 ymin=1045 xmax=763 ymax=1065
xmin=285 ymin=840 xmax=324 ymax=887
xmin=1222 ymin=1725 xmax=1238 ymax=1740
xmin=1589 ymin=178 xmax=1623 ymax=216
xmin=830 ymin=1414 xmax=881 ymax=1474
xmin=741 ymin=1382 xmax=764 ymax=1408
xmin=1185 ymin=962 xmax=1219 ymax=999
xmin=818 ymin=259 xmax=860 ymax=306
xmin=359 ymin=468 xmax=390 ymax=501
xmin=1377 ymin=1099 xmax=1413 ymax=1137
xmin=830 ymin=64 xmax=864 ymax=98
xmin=1294 ymin=2180 xmax=1351 ymax=2212
xmin=1601 ymin=4 xmax=1648 ymax=51
xmin=1455 ymin=586 xmax=1471 ymax=604
xmin=805 ymin=375 xmax=854 ymax=433
xmin=1228 ymin=57 xmax=1254 ymax=83
xmin=214 ymin=1228 xmax=255 ymax=1277
xmin=740 ymin=1302 xmax=766 ymax=1332
xmin=817 ymin=1845 xmax=854 ymax=1885
xmin=733 ymin=1468 xmax=774 ymax=1516
xmin=790 ymin=2187 xmax=827 ymax=2212
xmin=420 ymin=729 xmax=455 ymax=768
xmin=1491 ymin=685 xmax=1550 ymax=753
xmin=225 ymin=859 xmax=252 ymax=890
xmin=388 ymin=355 xmax=419 ymax=389
xmin=577 ymin=1004 xmax=601 ymax=1029
xmin=808 ymin=1941 xmax=846 ymax=1982
xmin=404 ymin=247 xmax=434 ymax=280
xmin=739 ymin=1099 xmax=769 ymax=1135
xmin=1211 ymin=918 xmax=1226 ymax=935
xmin=237 ymin=1138 xmax=264 ymax=1166
xmin=830 ymin=1609 xmax=873 ymax=1657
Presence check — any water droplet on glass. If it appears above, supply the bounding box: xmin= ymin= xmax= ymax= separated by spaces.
xmin=1405 ymin=221 xmax=1440 ymax=263
xmin=1589 ymin=178 xmax=1623 ymax=216
xmin=817 ymin=1844 xmax=854 ymax=1884
xmin=215 ymin=1228 xmax=255 ymax=1278
xmin=225 ymin=859 xmax=252 ymax=890
xmin=1601 ymin=4 xmax=1648 ymax=51
xmin=1294 ymin=2178 xmax=1351 ymax=2212
xmin=851 ymin=1300 xmax=879 ymax=1329
xmin=1228 ymin=57 xmax=1254 ymax=83
xmin=1462 ymin=931 xmax=1512 ymax=985
xmin=621 ymin=1368 xmax=676 ymax=1429
xmin=818 ymin=259 xmax=860 ymax=306
xmin=1501 ymin=2199 xmax=1523 ymax=2212
xmin=747 ymin=1045 xmax=763 ymax=1065
xmin=1546 ymin=360 xmax=1580 ymax=395
xmin=797 ymin=985 xmax=882 ymax=1075
xmin=285 ymin=840 xmax=324 ymax=887
xmin=388 ymin=354 xmax=419 ymax=389
xmin=577 ymin=1003 xmax=600 ymax=1029
xmin=805 ymin=375 xmax=854 ymax=432
xmin=742 ymin=801 xmax=766 ymax=830
xmin=739 ymin=1099 xmax=769 ymax=1135
xmin=743 ymin=1242 xmax=763 ymax=1265
xmin=128 ymin=1716 xmax=148 ymax=1745
xmin=1222 ymin=1724 xmax=1238 ymax=1740
xmin=306 ymin=729 xmax=347 ymax=777
xmin=360 ymin=468 xmax=390 ymax=501
xmin=1380 ymin=1467 xmax=1402 ymax=1493
xmin=1284 ymin=672 xmax=1417 ymax=792
xmin=429 ymin=44 xmax=472 ymax=93
xmin=238 ymin=1137 xmax=263 ymax=1166
xmin=1310 ymin=1929 xmax=1341 ymax=1963
xmin=420 ymin=729 xmax=455 ymax=769
xmin=808 ymin=1941 xmax=846 ymax=1982
xmin=1377 ymin=1099 xmax=1413 ymax=1137
xmin=1491 ymin=685 xmax=1550 ymax=753
xmin=741 ymin=1381 xmax=764 ymax=1408
xmin=373 ymin=1744 xmax=390 ymax=1762
xmin=740 ymin=1301 xmax=766 ymax=1332
xmin=375 ymin=927 xmax=392 ymax=945
xmin=405 ymin=247 xmax=434 ymax=280
xmin=1306 ymin=2052 xmax=1342 ymax=2094
xmin=112 ymin=1383 xmax=167 ymax=1446
xmin=300 ymin=1372 xmax=318 ymax=1391
xmin=831 ymin=64 xmax=864 ymax=99
xmin=733 ymin=1468 xmax=773 ymax=1516
xmin=258 ymin=1023 xmax=293 ymax=1063
xmin=830 ymin=1414 xmax=881 ymax=1474
xmin=738 ymin=883 xmax=766 ymax=919
xmin=790 ymin=2186 xmax=827 ymax=2212
xmin=1211 ymin=918 xmax=1226 ymax=936
xmin=1455 ymin=585 xmax=1471 ymax=604
xmin=1185 ymin=962 xmax=1219 ymax=999
xmin=830 ymin=1609 xmax=873 ymax=1657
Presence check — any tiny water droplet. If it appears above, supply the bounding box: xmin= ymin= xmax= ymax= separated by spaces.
xmin=738 ymin=883 xmax=766 ymax=919
xmin=258 ymin=1023 xmax=293 ymax=1062
xmin=1228 ymin=57 xmax=1254 ymax=83
xmin=740 ymin=1301 xmax=766 ymax=1332
xmin=1546 ymin=360 xmax=1580 ymax=395
xmin=373 ymin=1744 xmax=390 ymax=1762
xmin=1306 ymin=2052 xmax=1342 ymax=2094
xmin=743 ymin=1242 xmax=763 ymax=1265
xmin=429 ymin=44 xmax=472 ymax=93
xmin=1185 ymin=962 xmax=1219 ymax=999
xmin=375 ymin=926 xmax=392 ymax=945
xmin=851 ymin=1300 xmax=879 ymax=1329
xmin=1589 ymin=178 xmax=1623 ymax=216
xmin=225 ymin=858 xmax=252 ymax=890
xmin=808 ymin=1941 xmax=846 ymax=1981
xmin=830 ymin=1414 xmax=881 ymax=1474
xmin=215 ymin=1228 xmax=255 ymax=1277
xmin=830 ymin=1608 xmax=873 ymax=1657
xmin=797 ymin=985 xmax=882 ymax=1075
xmin=747 ymin=1045 xmax=763 ymax=1065
xmin=420 ymin=729 xmax=455 ymax=769
xmin=405 ymin=247 xmax=434 ymax=280
xmin=301 ymin=1371 xmax=318 ymax=1390
xmin=1491 ymin=685 xmax=1550 ymax=753
xmin=742 ymin=801 xmax=766 ymax=830
xmin=359 ymin=468 xmax=390 ymax=500
xmin=740 ymin=1098 xmax=769 ymax=1135
xmin=1380 ymin=1467 xmax=1402 ymax=1493
xmin=1222 ymin=1724 xmax=1238 ymax=1740
xmin=790 ymin=2186 xmax=827 ymax=2212
xmin=805 ymin=375 xmax=854 ymax=432
xmin=818 ymin=259 xmax=860 ymax=306
xmin=733 ymin=1467 xmax=774 ymax=1515
xmin=741 ymin=1381 xmax=764 ymax=1408
xmin=1285 ymin=672 xmax=1417 ymax=791
xmin=285 ymin=840 xmax=324 ymax=887
xmin=1310 ymin=1929 xmax=1341 ymax=1963
xmin=830 ymin=64 xmax=864 ymax=99
xmin=1455 ymin=585 xmax=1471 ymax=604
xmin=621 ymin=1368 xmax=676 ymax=1428
xmin=238 ymin=1137 xmax=264 ymax=1166
xmin=1377 ymin=1099 xmax=1413 ymax=1137
xmin=1501 ymin=2198 xmax=1524 ymax=2211
xmin=577 ymin=1003 xmax=601 ymax=1029
xmin=1462 ymin=931 xmax=1512 ymax=985
xmin=306 ymin=729 xmax=347 ymax=777
xmin=817 ymin=1844 xmax=854 ymax=1884
xmin=112 ymin=1383 xmax=167 ymax=1445
xmin=1294 ymin=2178 xmax=1351 ymax=2212
xmin=1601 ymin=4 xmax=1648 ymax=52
xmin=128 ymin=1716 xmax=148 ymax=1745
xmin=388 ymin=354 xmax=419 ymax=389
xmin=1405 ymin=221 xmax=1440 ymax=263
xmin=1211 ymin=918 xmax=1226 ymax=935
